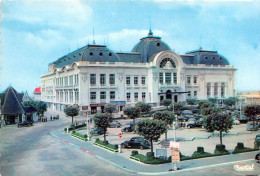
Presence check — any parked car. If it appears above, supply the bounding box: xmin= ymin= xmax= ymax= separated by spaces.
xmin=121 ymin=137 xmax=150 ymax=149
xmin=254 ymin=134 xmax=260 ymax=149
xmin=187 ymin=119 xmax=203 ymax=128
xmin=90 ymin=128 xmax=105 ymax=136
xmin=239 ymin=115 xmax=248 ymax=123
xmin=17 ymin=121 xmax=33 ymax=127
xmin=233 ymin=119 xmax=241 ymax=125
xmin=178 ymin=116 xmax=189 ymax=122
xmin=109 ymin=121 xmax=122 ymax=128
xmin=247 ymin=121 xmax=259 ymax=131
xmin=121 ymin=122 xmax=135 ymax=132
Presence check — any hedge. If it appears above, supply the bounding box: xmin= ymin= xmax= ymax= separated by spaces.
xmin=94 ymin=138 xmax=118 ymax=151
xmin=131 ymin=153 xmax=170 ymax=164
xmin=64 ymin=123 xmax=86 ymax=132
xmin=232 ymin=142 xmax=258 ymax=154
xmin=71 ymin=131 xmax=88 ymax=141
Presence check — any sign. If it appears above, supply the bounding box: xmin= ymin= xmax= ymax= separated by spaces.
xmin=160 ymin=140 xmax=170 ymax=148
xmin=82 ymin=106 xmax=88 ymax=110
xmin=171 ymin=150 xmax=180 ymax=163
xmin=170 ymin=141 xmax=180 ymax=151
xmin=156 ymin=149 xmax=167 ymax=159
xmin=119 ymin=133 xmax=122 ymax=138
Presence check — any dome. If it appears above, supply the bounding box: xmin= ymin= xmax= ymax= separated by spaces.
xmin=131 ymin=30 xmax=171 ymax=63
xmin=81 ymin=45 xmax=120 ymax=62
xmin=184 ymin=48 xmax=230 ymax=65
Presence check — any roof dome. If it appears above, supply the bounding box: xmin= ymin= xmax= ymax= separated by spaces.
xmin=183 ymin=48 xmax=230 ymax=65
xmin=131 ymin=30 xmax=171 ymax=63
xmin=81 ymin=45 xmax=120 ymax=62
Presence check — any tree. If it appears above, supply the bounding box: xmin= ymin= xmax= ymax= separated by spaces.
xmin=153 ymin=111 xmax=175 ymax=140
xmin=204 ymin=112 xmax=233 ymax=145
xmin=224 ymin=97 xmax=238 ymax=107
xmin=244 ymin=105 xmax=260 ymax=129
xmin=124 ymin=106 xmax=140 ymax=126
xmin=161 ymin=99 xmax=172 ymax=110
xmin=136 ymin=119 xmax=167 ymax=153
xmin=208 ymin=98 xmax=218 ymax=104
xmin=201 ymin=106 xmax=219 ymax=116
xmin=104 ymin=104 xmax=116 ymax=118
xmin=135 ymin=102 xmax=152 ymax=115
xmin=26 ymin=100 xmax=47 ymax=118
xmin=170 ymin=103 xmax=184 ymax=116
xmin=64 ymin=106 xmax=79 ymax=125
xmin=186 ymin=99 xmax=198 ymax=105
xmin=93 ymin=113 xmax=113 ymax=142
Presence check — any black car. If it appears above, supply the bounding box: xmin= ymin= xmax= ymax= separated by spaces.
xmin=186 ymin=120 xmax=204 ymax=128
xmin=17 ymin=121 xmax=33 ymax=127
xmin=121 ymin=137 xmax=150 ymax=149
xmin=90 ymin=128 xmax=105 ymax=136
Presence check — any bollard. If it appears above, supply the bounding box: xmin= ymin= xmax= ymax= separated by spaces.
xmin=118 ymin=144 xmax=122 ymax=153
xmin=67 ymin=128 xmax=69 ymax=133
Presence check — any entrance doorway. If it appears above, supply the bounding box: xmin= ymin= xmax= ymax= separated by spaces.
xmin=166 ymin=90 xmax=172 ymax=100
xmin=91 ymin=107 xmax=97 ymax=114
xmin=174 ymin=95 xmax=178 ymax=103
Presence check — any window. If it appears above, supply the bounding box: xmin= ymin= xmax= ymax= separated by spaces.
xmin=160 ymin=58 xmax=176 ymax=68
xmin=194 ymin=76 xmax=197 ymax=84
xmin=207 ymin=83 xmax=211 ymax=97
xmin=126 ymin=77 xmax=131 ymax=85
xmin=187 ymin=76 xmax=191 ymax=84
xmin=221 ymin=83 xmax=225 ymax=98
xmin=69 ymin=91 xmax=73 ymax=102
xmin=188 ymin=91 xmax=191 ymax=97
xmin=75 ymin=90 xmax=79 ymax=103
xmin=110 ymin=91 xmax=115 ymax=99
xmin=109 ymin=74 xmax=115 ymax=85
xmin=173 ymin=73 xmax=177 ymax=84
xmin=100 ymin=91 xmax=106 ymax=99
xmin=159 ymin=72 xmax=164 ymax=84
xmin=65 ymin=91 xmax=68 ymax=102
xmin=165 ymin=72 xmax=172 ymax=84
xmin=60 ymin=91 xmax=63 ymax=102
xmin=90 ymin=92 xmax=96 ymax=100
xmin=134 ymin=77 xmax=138 ymax=85
xmin=134 ymin=92 xmax=138 ymax=102
xmin=90 ymin=74 xmax=96 ymax=85
xmin=214 ymin=83 xmax=218 ymax=97
xmin=142 ymin=77 xmax=145 ymax=85
xmin=142 ymin=92 xmax=146 ymax=102
xmin=74 ymin=74 xmax=79 ymax=86
xmin=60 ymin=77 xmax=63 ymax=86
xmin=100 ymin=74 xmax=106 ymax=85
xmin=65 ymin=77 xmax=68 ymax=86
xmin=127 ymin=92 xmax=131 ymax=102
xmin=194 ymin=91 xmax=197 ymax=97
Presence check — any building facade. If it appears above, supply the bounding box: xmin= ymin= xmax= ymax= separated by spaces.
xmin=41 ymin=30 xmax=236 ymax=114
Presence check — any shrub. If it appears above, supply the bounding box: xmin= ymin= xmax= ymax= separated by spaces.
xmin=214 ymin=144 xmax=230 ymax=155
xmin=232 ymin=142 xmax=257 ymax=154
xmin=192 ymin=151 xmax=214 ymax=158
xmin=133 ymin=154 xmax=170 ymax=164
xmin=146 ymin=152 xmax=155 ymax=160
xmin=237 ymin=142 xmax=244 ymax=149
xmin=132 ymin=150 xmax=138 ymax=156
xmin=197 ymin=147 xmax=204 ymax=153
xmin=95 ymin=138 xmax=100 ymax=142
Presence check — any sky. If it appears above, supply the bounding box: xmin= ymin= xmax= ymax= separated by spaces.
xmin=0 ymin=0 xmax=260 ymax=95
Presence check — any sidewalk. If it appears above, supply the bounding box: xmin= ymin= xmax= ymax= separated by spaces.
xmin=49 ymin=129 xmax=259 ymax=174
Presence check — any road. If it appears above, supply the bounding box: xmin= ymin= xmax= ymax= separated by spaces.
xmin=0 ymin=113 xmax=259 ymax=176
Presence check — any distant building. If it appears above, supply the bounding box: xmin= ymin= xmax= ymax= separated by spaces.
xmin=0 ymin=86 xmax=38 ymax=125
xmin=41 ymin=30 xmax=236 ymax=114
xmin=33 ymin=87 xmax=41 ymax=101
xmin=237 ymin=90 xmax=260 ymax=106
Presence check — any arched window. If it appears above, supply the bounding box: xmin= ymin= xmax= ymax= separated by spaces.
xmin=207 ymin=83 xmax=211 ymax=98
xmin=160 ymin=58 xmax=176 ymax=68
xmin=214 ymin=83 xmax=218 ymax=97
xmin=221 ymin=83 xmax=225 ymax=98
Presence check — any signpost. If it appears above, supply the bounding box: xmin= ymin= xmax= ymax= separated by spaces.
xmin=119 ymin=133 xmax=122 ymax=138
xmin=170 ymin=141 xmax=180 ymax=170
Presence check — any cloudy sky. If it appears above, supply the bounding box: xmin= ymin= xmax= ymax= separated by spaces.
xmin=1 ymin=0 xmax=260 ymax=95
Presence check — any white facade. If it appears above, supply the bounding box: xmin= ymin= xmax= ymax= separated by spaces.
xmin=41 ymin=32 xmax=236 ymax=114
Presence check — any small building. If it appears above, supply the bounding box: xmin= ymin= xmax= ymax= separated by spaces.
xmin=0 ymin=86 xmax=38 ymax=125
xmin=33 ymin=87 xmax=41 ymax=101
xmin=237 ymin=90 xmax=260 ymax=106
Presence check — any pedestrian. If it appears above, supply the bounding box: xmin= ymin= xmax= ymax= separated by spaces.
xmin=50 ymin=116 xmax=52 ymax=121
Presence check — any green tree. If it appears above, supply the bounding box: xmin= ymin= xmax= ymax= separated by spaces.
xmin=224 ymin=97 xmax=238 ymax=107
xmin=186 ymin=99 xmax=198 ymax=105
xmin=26 ymin=100 xmax=47 ymax=117
xmin=244 ymin=105 xmax=260 ymax=129
xmin=104 ymin=104 xmax=116 ymax=118
xmin=170 ymin=102 xmax=184 ymax=116
xmin=161 ymin=99 xmax=172 ymax=110
xmin=93 ymin=113 xmax=113 ymax=142
xmin=201 ymin=106 xmax=219 ymax=116
xmin=204 ymin=112 xmax=233 ymax=145
xmin=124 ymin=106 xmax=140 ymax=126
xmin=136 ymin=119 xmax=167 ymax=153
xmin=153 ymin=111 xmax=175 ymax=140
xmin=64 ymin=106 xmax=79 ymax=125
xmin=208 ymin=98 xmax=218 ymax=104
xmin=135 ymin=102 xmax=152 ymax=115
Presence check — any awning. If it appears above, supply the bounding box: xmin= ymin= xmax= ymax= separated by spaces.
xmin=158 ymin=91 xmax=188 ymax=95
xmin=110 ymin=101 xmax=126 ymax=105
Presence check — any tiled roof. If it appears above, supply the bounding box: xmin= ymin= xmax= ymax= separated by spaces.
xmin=34 ymin=87 xmax=41 ymax=93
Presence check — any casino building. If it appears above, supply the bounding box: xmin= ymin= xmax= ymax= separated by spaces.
xmin=41 ymin=30 xmax=236 ymax=114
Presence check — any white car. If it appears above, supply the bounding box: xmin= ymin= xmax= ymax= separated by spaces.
xmin=233 ymin=120 xmax=241 ymax=125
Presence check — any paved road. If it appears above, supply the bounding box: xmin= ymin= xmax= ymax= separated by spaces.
xmin=0 ymin=113 xmax=259 ymax=176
